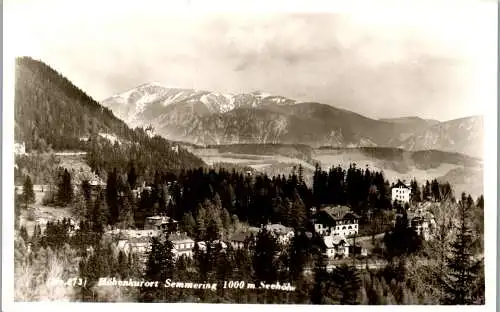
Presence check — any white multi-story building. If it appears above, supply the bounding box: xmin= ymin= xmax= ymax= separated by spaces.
xmin=391 ymin=180 xmax=412 ymax=204
xmin=168 ymin=233 xmax=195 ymax=259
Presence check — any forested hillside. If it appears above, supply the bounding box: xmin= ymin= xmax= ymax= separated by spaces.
xmin=14 ymin=57 xmax=134 ymax=151
xmin=14 ymin=57 xmax=205 ymax=174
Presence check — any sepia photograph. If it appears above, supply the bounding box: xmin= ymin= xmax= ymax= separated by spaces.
xmin=2 ymin=0 xmax=498 ymax=310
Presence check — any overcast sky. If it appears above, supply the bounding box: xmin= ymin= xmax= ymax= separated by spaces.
xmin=5 ymin=0 xmax=497 ymax=121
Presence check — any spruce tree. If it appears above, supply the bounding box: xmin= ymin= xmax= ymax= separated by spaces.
xmin=19 ymin=225 xmax=29 ymax=243
xmin=14 ymin=189 xmax=21 ymax=230
xmin=92 ymin=192 xmax=108 ymax=234
xmin=332 ymin=264 xmax=362 ymax=304
xmin=141 ymin=236 xmax=175 ymax=302
xmin=410 ymin=178 xmax=421 ymax=203
xmin=195 ymin=206 xmax=207 ymax=241
xmin=252 ymin=229 xmax=279 ymax=283
xmin=291 ymin=192 xmax=307 ymax=230
xmin=181 ymin=212 xmax=197 ymax=238
xmin=476 ymin=195 xmax=484 ymax=209
xmin=206 ymin=218 xmax=221 ymax=242
xmin=118 ymin=186 xmax=135 ymax=229
xmin=106 ymin=168 xmax=119 ymax=224
xmin=431 ymin=179 xmax=441 ymax=202
xmin=57 ymin=169 xmax=73 ymax=206
xmin=81 ymin=179 xmax=91 ymax=201
xmin=310 ymin=246 xmax=330 ymax=304
xmin=22 ymin=175 xmax=35 ymax=208
xmin=289 ymin=232 xmax=309 ymax=281
xmin=298 ymin=164 xmax=304 ymax=185
xmin=442 ymin=194 xmax=482 ymax=304
xmin=128 ymin=161 xmax=138 ymax=189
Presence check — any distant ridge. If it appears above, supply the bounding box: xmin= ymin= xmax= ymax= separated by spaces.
xmin=101 ymin=83 xmax=484 ymax=159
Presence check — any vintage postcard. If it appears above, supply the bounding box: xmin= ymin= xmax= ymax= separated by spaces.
xmin=2 ymin=0 xmax=497 ymax=311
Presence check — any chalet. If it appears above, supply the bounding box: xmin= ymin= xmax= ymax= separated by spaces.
xmin=118 ymin=237 xmax=150 ymax=256
xmin=144 ymin=215 xmax=178 ymax=232
xmin=407 ymin=210 xmax=436 ymax=241
xmin=391 ymin=180 xmax=411 ymax=204
xmin=168 ymin=233 xmax=195 ymax=259
xmin=312 ymin=206 xmax=360 ymax=237
xmin=115 ymin=235 xmax=153 ymax=267
xmin=229 ymin=231 xmax=255 ymax=249
xmin=229 ymin=227 xmax=259 ymax=249
xmin=264 ymin=224 xmax=295 ymax=245
xmin=323 ymin=235 xmax=350 ymax=259
xmin=171 ymin=145 xmax=179 ymax=154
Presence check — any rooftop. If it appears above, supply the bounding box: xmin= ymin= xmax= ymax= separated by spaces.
xmin=323 ymin=235 xmax=350 ymax=248
xmin=265 ymin=224 xmax=294 ymax=235
xmin=168 ymin=233 xmax=194 ymax=244
xmin=318 ymin=206 xmax=361 ymax=220
xmin=146 ymin=215 xmax=178 ymax=223
xmin=230 ymin=231 xmax=255 ymax=242
xmin=393 ymin=180 xmax=411 ymax=189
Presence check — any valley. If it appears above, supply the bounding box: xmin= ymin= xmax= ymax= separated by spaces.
xmin=187 ymin=144 xmax=483 ymax=198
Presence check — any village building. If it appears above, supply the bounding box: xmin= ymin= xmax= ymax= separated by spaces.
xmin=111 ymin=229 xmax=161 ymax=240
xmin=407 ymin=209 xmax=436 ymax=241
xmin=264 ymin=224 xmax=295 ymax=245
xmin=391 ymin=180 xmax=412 ymax=204
xmin=111 ymin=229 xmax=161 ymax=265
xmin=132 ymin=182 xmax=153 ymax=198
xmin=229 ymin=231 xmax=255 ymax=249
xmin=323 ymin=235 xmax=350 ymax=259
xmin=168 ymin=233 xmax=195 ymax=259
xmin=229 ymin=227 xmax=260 ymax=249
xmin=312 ymin=206 xmax=361 ymax=237
xmin=116 ymin=236 xmax=152 ymax=268
xmin=144 ymin=215 xmax=178 ymax=232
xmin=14 ymin=142 xmax=27 ymax=156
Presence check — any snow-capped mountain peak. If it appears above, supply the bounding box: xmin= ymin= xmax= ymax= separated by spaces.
xmin=102 ymin=83 xmax=297 ymax=122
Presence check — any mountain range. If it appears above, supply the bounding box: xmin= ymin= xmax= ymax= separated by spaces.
xmin=102 ymin=83 xmax=484 ymax=158
xmin=13 ymin=58 xmax=483 ymax=197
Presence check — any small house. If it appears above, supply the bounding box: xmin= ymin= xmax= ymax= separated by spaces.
xmin=229 ymin=231 xmax=255 ymax=249
xmin=168 ymin=233 xmax=195 ymax=259
xmin=323 ymin=235 xmax=350 ymax=259
xmin=407 ymin=210 xmax=436 ymax=241
xmin=144 ymin=215 xmax=178 ymax=232
xmin=264 ymin=223 xmax=295 ymax=245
